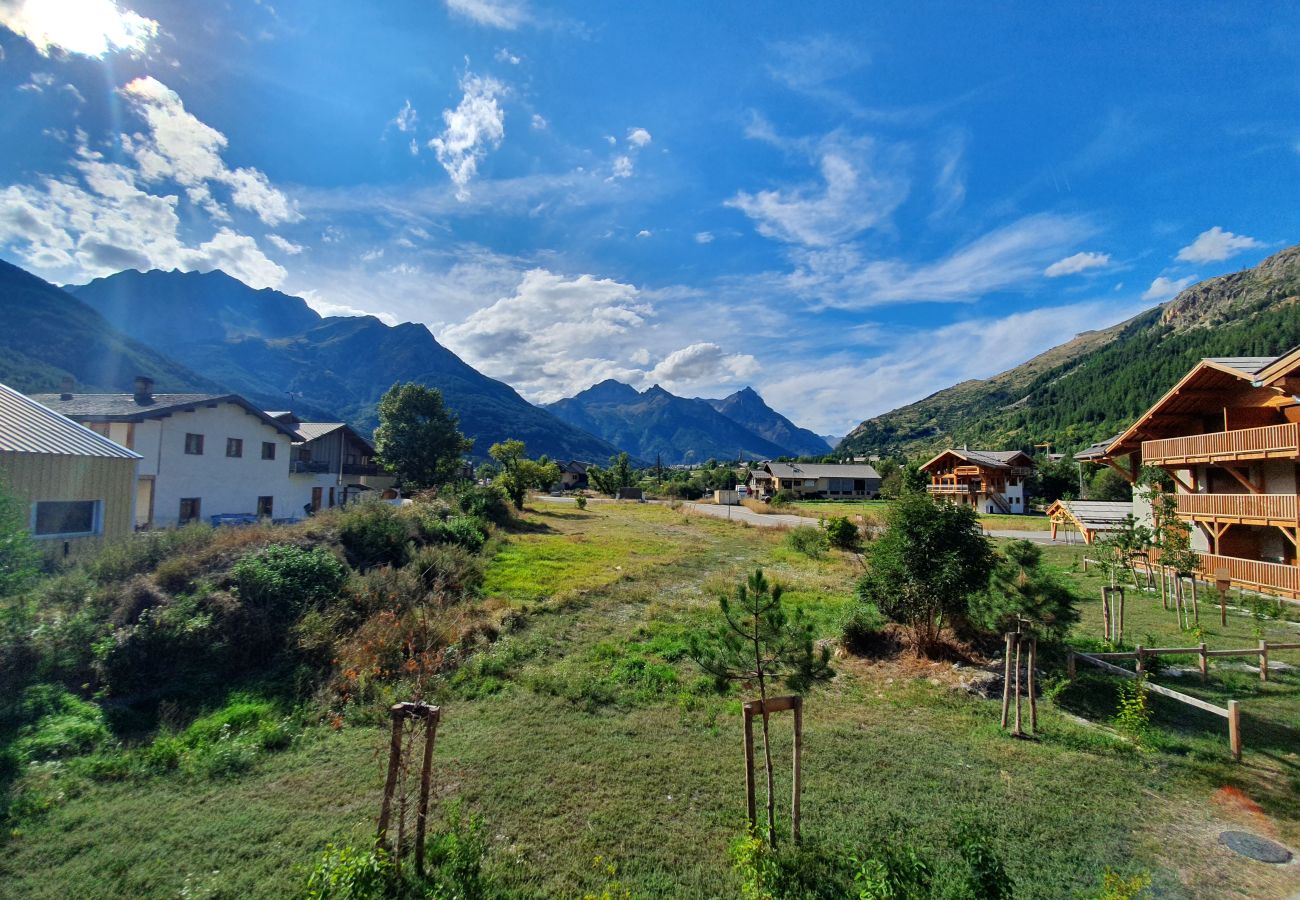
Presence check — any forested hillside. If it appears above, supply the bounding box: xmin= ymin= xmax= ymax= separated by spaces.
xmin=841 ymin=246 xmax=1300 ymax=459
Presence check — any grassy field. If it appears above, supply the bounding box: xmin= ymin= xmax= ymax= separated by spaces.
xmin=2 ymin=503 xmax=1298 ymax=897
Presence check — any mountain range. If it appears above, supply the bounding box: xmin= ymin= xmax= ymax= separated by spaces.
xmin=839 ymin=244 xmax=1300 ymax=460
xmin=545 ymin=380 xmax=830 ymax=465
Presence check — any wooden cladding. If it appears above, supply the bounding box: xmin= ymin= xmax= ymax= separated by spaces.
xmin=1176 ymin=493 xmax=1298 ymax=523
xmin=1143 ymin=423 xmax=1300 ymax=465
xmin=1197 ymin=552 xmax=1300 ymax=599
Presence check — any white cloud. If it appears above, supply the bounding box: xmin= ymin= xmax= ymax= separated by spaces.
xmin=1143 ymin=274 xmax=1196 ymax=301
xmin=650 ymin=342 xmax=757 ymax=386
xmin=530 ymin=113 xmax=547 ymax=130
xmin=120 ymin=77 xmax=302 ymax=226
xmin=627 ymin=127 xmax=652 ymax=148
xmin=611 ymin=155 xmax=633 ymax=179
xmin=392 ymin=99 xmax=418 ymax=133
xmin=444 ymin=0 xmax=528 ymax=29
xmin=604 ymin=135 xmax=617 ymax=146
xmin=0 ymin=0 xmax=157 ymax=57
xmin=495 ymin=47 xmax=521 ymax=64
xmin=267 ymin=234 xmax=304 ymax=255
xmin=409 ymin=138 xmax=419 ymax=157
xmin=727 ymin=136 xmax=908 ymax=247
xmin=636 ymin=229 xmax=651 ymax=239
xmin=18 ymin=72 xmax=55 ymax=92
xmin=429 ymin=72 xmax=506 ymax=201
xmin=1176 ymin=226 xmax=1264 ymax=263
xmin=1045 ymin=250 xmax=1111 ymax=277
xmin=695 ymin=231 xmax=714 ymax=244
xmin=780 ymin=213 xmax=1093 ymax=308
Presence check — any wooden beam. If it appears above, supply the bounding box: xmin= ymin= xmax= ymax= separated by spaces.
xmin=1222 ymin=465 xmax=1263 ymax=495
xmin=1164 ymin=468 xmax=1195 ymax=494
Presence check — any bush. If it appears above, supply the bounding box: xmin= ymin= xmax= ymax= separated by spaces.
xmin=13 ymin=685 xmax=110 ymax=761
xmin=839 ymin=602 xmax=887 ymax=652
xmin=408 ymin=544 xmax=485 ymax=598
xmin=450 ymin=484 xmax=512 ymax=527
xmin=338 ymin=502 xmax=417 ymax=570
xmin=575 ymin=495 xmax=587 ymax=510
xmin=785 ymin=526 xmax=829 ymax=558
xmin=426 ymin=517 xmax=488 ymax=554
xmin=303 ymin=844 xmax=396 ymax=900
xmin=768 ymin=490 xmax=796 ymax=507
xmin=823 ymin=516 xmax=860 ymax=551
xmin=85 ymin=524 xmax=214 ymax=584
xmin=232 ymin=544 xmax=347 ymax=617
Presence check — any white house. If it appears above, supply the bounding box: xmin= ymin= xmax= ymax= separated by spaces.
xmin=34 ymin=378 xmax=302 ymax=527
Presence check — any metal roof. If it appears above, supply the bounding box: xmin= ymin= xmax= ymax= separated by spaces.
xmin=1203 ymin=357 xmax=1280 ymax=377
xmin=921 ymin=448 xmax=1035 ymax=471
xmin=293 ymin=421 xmax=376 ymax=454
xmin=0 ymin=383 xmax=141 ymax=459
xmin=1049 ymin=499 xmax=1134 ymax=531
xmin=1074 ymin=434 xmax=1124 ymax=461
xmin=764 ymin=462 xmax=880 ymax=479
xmin=32 ymin=392 xmax=301 ymax=438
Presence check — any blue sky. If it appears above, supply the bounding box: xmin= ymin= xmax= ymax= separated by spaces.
xmin=2 ymin=1 xmax=1298 ymax=435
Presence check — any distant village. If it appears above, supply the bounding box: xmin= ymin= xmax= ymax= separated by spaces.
xmin=4 ymin=346 xmax=1300 ymax=603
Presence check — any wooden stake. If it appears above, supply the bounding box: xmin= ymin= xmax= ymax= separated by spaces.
xmin=1216 ymin=577 xmax=1229 ymax=626
xmin=1028 ymin=637 xmax=1038 ymax=734
xmin=1101 ymin=589 xmax=1111 ymax=643
xmin=1012 ymin=635 xmax=1023 ymax=737
xmin=1117 ymin=589 xmax=1125 ymax=646
xmin=414 ymin=707 xmax=441 ymax=875
xmin=1259 ymin=640 xmax=1269 ymax=683
xmin=1134 ymin=644 xmax=1145 ymax=677
xmin=791 ymin=697 xmax=803 ymax=845
xmin=377 ymin=705 xmax=406 ymax=847
xmin=743 ymin=707 xmax=756 ymax=830
xmin=1228 ymin=699 xmax=1242 ymax=762
xmin=1000 ymin=632 xmax=1014 ymax=729
xmin=1198 ymin=642 xmax=1208 ymax=682
xmin=1067 ymin=651 xmax=1076 ymax=680
xmin=1190 ymin=577 xmax=1199 ymax=625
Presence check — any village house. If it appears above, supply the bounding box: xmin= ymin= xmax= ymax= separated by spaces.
xmin=746 ymin=461 xmax=880 ymax=500
xmin=920 ymin=448 xmax=1035 ymax=515
xmin=556 ymin=460 xmax=590 ymax=491
xmin=1083 ymin=348 xmax=1300 ymax=600
xmin=33 ymin=378 xmax=302 ymax=528
xmin=268 ymin=413 xmax=396 ymax=512
xmin=0 ymin=382 xmax=140 ymax=562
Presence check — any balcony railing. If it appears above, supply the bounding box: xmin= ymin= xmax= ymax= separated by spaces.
xmin=1176 ymin=493 xmax=1298 ymax=523
xmin=342 ymin=463 xmax=383 ymax=476
xmin=1197 ymin=552 xmax=1300 ymax=600
xmin=290 ymin=460 xmax=331 ymax=474
xmin=927 ymin=483 xmax=976 ymax=495
xmin=1143 ymin=423 xmax=1300 ymax=466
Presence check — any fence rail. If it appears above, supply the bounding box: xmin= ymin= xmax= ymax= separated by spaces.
xmin=1196 ymin=553 xmax=1300 ymax=599
xmin=1176 ymin=493 xmax=1298 ymax=522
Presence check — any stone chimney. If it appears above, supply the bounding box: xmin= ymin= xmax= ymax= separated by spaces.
xmin=133 ymin=375 xmax=155 ymax=405
xmin=59 ymin=375 xmax=74 ymax=401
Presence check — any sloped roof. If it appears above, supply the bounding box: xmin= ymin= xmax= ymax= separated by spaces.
xmin=294 ymin=422 xmax=375 ymax=453
xmin=921 ymin=448 xmax=1035 ymax=471
xmin=1046 ymin=499 xmax=1133 ymax=533
xmin=765 ymin=462 xmax=880 ymax=479
xmin=32 ymin=392 xmax=300 ymax=438
xmin=0 ymin=383 xmax=141 ymax=459
xmin=1202 ymin=357 xmax=1280 ymax=378
xmin=1075 ymin=434 xmax=1124 ymax=461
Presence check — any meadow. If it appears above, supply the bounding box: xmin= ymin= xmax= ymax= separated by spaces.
xmin=1 ymin=500 xmax=1298 ymax=898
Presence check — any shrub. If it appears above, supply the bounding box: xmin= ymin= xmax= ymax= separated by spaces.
xmin=839 ymin=601 xmax=887 ymax=652
xmin=785 ymin=526 xmax=829 ymax=558
xmin=575 ymin=495 xmax=588 ymax=510
xmin=232 ymin=544 xmax=347 ymax=617
xmin=303 ymin=844 xmax=396 ymax=900
xmin=408 ymin=544 xmax=485 ymax=598
xmin=426 ymin=517 xmax=488 ymax=554
xmin=823 ymin=516 xmax=860 ymax=551
xmin=338 ymin=502 xmax=417 ymax=570
xmin=13 ymin=686 xmax=110 ymax=761
xmin=768 ymin=490 xmax=795 ymax=508
xmin=424 ymin=802 xmax=490 ymax=899
xmin=86 ymin=524 xmax=214 ymax=585
xmin=450 ymin=484 xmax=512 ymax=527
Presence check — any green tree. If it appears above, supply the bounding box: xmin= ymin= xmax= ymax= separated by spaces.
xmin=857 ymin=491 xmax=994 ymax=656
xmin=900 ymin=461 xmax=928 ymax=494
xmin=689 ymin=569 xmax=831 ymax=846
xmin=373 ymin=383 xmax=474 ymax=490
xmin=1033 ymin=456 xmax=1079 ymax=504
xmin=488 ymin=440 xmax=560 ymax=509
xmin=0 ymin=476 xmax=39 ymax=596
xmin=968 ymin=540 xmax=1079 ymax=641
xmin=588 ymin=452 xmax=636 ymax=496
xmin=1087 ymin=466 xmax=1133 ymax=501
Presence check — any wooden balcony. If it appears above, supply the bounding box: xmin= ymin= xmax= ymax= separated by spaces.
xmin=1197 ymin=552 xmax=1300 ymax=600
xmin=1175 ymin=493 xmax=1298 ymax=526
xmin=1142 ymin=423 xmax=1300 ymax=466
xmin=927 ymin=483 xmax=976 ymax=495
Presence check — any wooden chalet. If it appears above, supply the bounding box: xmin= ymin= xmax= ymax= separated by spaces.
xmin=1085 ymin=348 xmax=1300 ymax=599
xmin=919 ymin=448 xmax=1034 ymax=515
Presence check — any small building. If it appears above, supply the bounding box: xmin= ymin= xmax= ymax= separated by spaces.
xmin=0 ymin=382 xmax=140 ymax=562
xmin=746 ymin=462 xmax=880 ymax=500
xmin=269 ymin=414 xmax=396 ymax=513
xmin=556 ymin=460 xmax=591 ymax=491
xmin=34 ymin=378 xmax=302 ymax=528
xmin=920 ymin=449 xmax=1035 ymax=515
xmin=1045 ymin=499 xmax=1135 ymax=544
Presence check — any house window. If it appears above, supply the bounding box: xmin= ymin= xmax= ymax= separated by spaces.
xmin=179 ymin=497 xmax=202 ymax=524
xmin=257 ymin=496 xmax=273 ymax=518
xmin=32 ymin=500 xmax=100 ymax=537
xmin=262 ymin=441 xmax=277 ymax=460
xmin=185 ymin=433 xmax=204 ymax=455
xmin=226 ymin=438 xmax=243 ymax=458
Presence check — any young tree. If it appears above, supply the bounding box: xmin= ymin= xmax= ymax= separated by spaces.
xmin=690 ymin=569 xmax=832 ymax=846
xmin=488 ymin=440 xmax=560 ymax=509
xmin=968 ymin=540 xmax=1079 ymax=641
xmin=0 ymin=477 xmax=39 ymax=597
xmin=373 ymin=383 xmax=474 ymax=490
xmin=857 ymin=491 xmax=994 ymax=656
xmin=587 ymin=452 xmax=636 ymax=496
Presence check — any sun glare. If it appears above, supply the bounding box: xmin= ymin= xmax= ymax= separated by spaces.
xmin=0 ymin=0 xmax=158 ymax=57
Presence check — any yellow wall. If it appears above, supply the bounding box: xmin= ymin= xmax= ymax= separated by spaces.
xmin=0 ymin=451 xmax=137 ymax=563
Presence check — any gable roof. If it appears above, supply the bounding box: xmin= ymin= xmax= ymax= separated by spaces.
xmin=0 ymin=383 xmax=141 ymax=459
xmin=31 ymin=392 xmax=300 ymax=438
xmin=764 ymin=462 xmax=880 ymax=480
xmin=293 ymin=421 xmax=376 ymax=454
xmin=920 ymin=448 xmax=1035 ymax=471
xmin=1046 ymin=499 xmax=1134 ymax=535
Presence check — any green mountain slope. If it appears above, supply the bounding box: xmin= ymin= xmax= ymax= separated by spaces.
xmin=0 ymin=259 xmax=220 ymax=395
xmin=840 ymin=245 xmax=1300 ymax=459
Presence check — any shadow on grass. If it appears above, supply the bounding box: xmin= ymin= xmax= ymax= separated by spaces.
xmin=502 ymin=516 xmax=559 ymax=535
